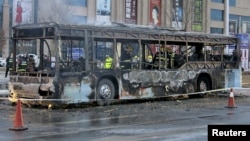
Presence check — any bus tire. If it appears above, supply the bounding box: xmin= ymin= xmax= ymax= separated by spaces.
xmin=197 ymin=76 xmax=210 ymax=97
xmin=96 ymin=79 xmax=115 ymax=106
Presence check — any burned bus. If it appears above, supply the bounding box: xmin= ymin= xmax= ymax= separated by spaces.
xmin=8 ymin=22 xmax=241 ymax=106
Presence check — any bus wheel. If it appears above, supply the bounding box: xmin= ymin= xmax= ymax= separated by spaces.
xmin=96 ymin=79 xmax=115 ymax=106
xmin=197 ymin=77 xmax=210 ymax=97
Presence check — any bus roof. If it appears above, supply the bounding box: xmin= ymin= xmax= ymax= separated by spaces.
xmin=12 ymin=22 xmax=238 ymax=45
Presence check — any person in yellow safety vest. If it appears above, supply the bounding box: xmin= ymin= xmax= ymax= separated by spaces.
xmin=104 ymin=55 xmax=113 ymax=69
xmin=18 ymin=56 xmax=27 ymax=72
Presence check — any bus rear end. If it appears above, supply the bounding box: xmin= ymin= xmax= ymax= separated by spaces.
xmin=8 ymin=72 xmax=59 ymax=106
xmin=8 ymin=23 xmax=62 ymax=106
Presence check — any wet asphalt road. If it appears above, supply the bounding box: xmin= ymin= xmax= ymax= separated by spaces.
xmin=0 ymin=70 xmax=8 ymax=96
xmin=1 ymin=95 xmax=250 ymax=141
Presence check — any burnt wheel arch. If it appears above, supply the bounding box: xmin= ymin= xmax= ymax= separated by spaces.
xmin=197 ymin=76 xmax=211 ymax=92
xmin=96 ymin=78 xmax=115 ymax=106
xmin=189 ymin=74 xmax=212 ymax=98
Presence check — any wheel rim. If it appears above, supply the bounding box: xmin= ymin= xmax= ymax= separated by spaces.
xmin=99 ymin=84 xmax=112 ymax=99
xmin=199 ymin=80 xmax=207 ymax=91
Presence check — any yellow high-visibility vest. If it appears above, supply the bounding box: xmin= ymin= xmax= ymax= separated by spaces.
xmin=104 ymin=57 xmax=113 ymax=69
xmin=18 ymin=60 xmax=27 ymax=72
xmin=8 ymin=58 xmax=14 ymax=71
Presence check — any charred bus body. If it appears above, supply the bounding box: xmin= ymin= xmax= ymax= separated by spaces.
xmin=8 ymin=22 xmax=241 ymax=106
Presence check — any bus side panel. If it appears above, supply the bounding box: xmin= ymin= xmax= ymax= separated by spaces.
xmin=120 ymin=70 xmax=190 ymax=99
xmin=59 ymin=74 xmax=93 ymax=104
xmin=211 ymin=70 xmax=226 ymax=90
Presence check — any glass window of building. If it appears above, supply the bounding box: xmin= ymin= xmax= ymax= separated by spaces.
xmin=211 ymin=0 xmax=224 ymax=3
xmin=210 ymin=27 xmax=223 ymax=34
xmin=211 ymin=9 xmax=224 ymax=21
xmin=192 ymin=0 xmax=203 ymax=31
xmin=212 ymin=0 xmax=235 ymax=6
xmin=0 ymin=0 xmax=3 ymax=26
xmin=172 ymin=0 xmax=183 ymax=22
xmin=66 ymin=0 xmax=87 ymax=7
xmin=229 ymin=0 xmax=236 ymax=7
xmin=71 ymin=15 xmax=87 ymax=25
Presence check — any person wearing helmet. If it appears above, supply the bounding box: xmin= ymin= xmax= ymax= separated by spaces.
xmin=147 ymin=55 xmax=153 ymax=63
xmin=153 ymin=46 xmax=167 ymax=69
xmin=131 ymin=55 xmax=139 ymax=69
xmin=145 ymin=55 xmax=153 ymax=69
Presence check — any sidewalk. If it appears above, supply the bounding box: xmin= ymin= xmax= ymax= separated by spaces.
xmin=0 ymin=69 xmax=9 ymax=97
xmin=232 ymin=88 xmax=250 ymax=96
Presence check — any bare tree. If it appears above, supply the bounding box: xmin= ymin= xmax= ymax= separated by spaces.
xmin=39 ymin=0 xmax=73 ymax=24
xmin=183 ymin=0 xmax=206 ymax=32
xmin=170 ymin=0 xmax=204 ymax=32
xmin=38 ymin=0 xmax=74 ymax=56
xmin=167 ymin=0 xmax=194 ymax=31
xmin=182 ymin=0 xmax=195 ymax=31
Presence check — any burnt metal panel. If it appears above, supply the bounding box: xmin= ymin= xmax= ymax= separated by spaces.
xmin=120 ymin=70 xmax=196 ymax=97
xmin=181 ymin=62 xmax=223 ymax=70
xmin=12 ymin=22 xmax=238 ymax=46
xmin=126 ymin=32 xmax=139 ymax=39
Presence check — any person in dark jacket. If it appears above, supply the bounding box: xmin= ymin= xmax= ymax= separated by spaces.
xmin=5 ymin=53 xmax=14 ymax=78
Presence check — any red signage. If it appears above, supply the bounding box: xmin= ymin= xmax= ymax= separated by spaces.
xmin=125 ymin=0 xmax=137 ymax=24
xmin=149 ymin=0 xmax=161 ymax=26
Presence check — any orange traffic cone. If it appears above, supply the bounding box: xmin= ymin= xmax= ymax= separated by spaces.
xmin=225 ymin=88 xmax=237 ymax=108
xmin=9 ymin=99 xmax=28 ymax=131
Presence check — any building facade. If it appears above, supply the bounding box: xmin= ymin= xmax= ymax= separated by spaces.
xmin=1 ymin=0 xmax=250 ymax=61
